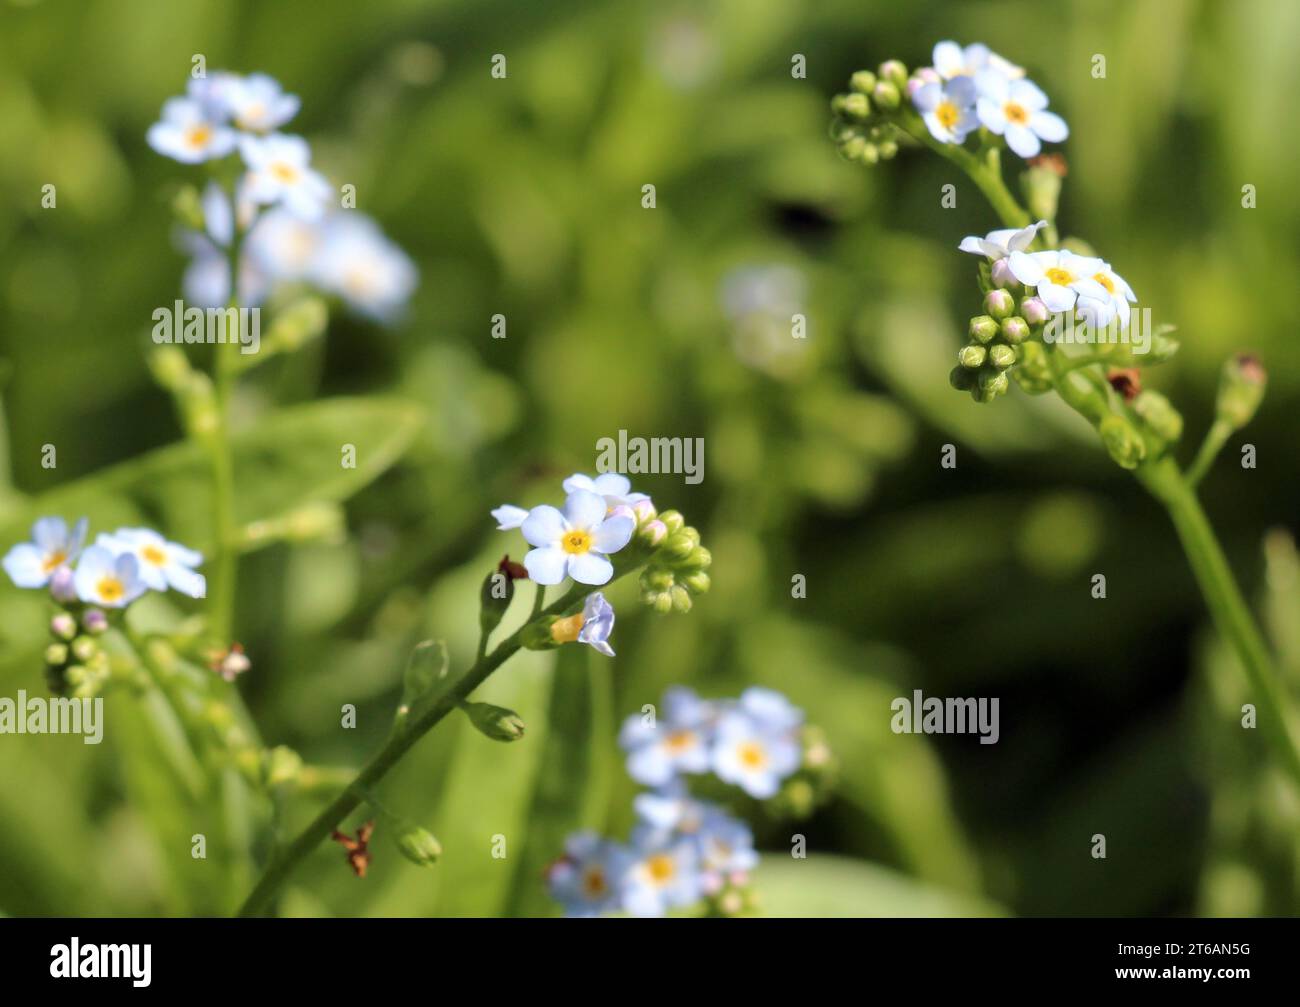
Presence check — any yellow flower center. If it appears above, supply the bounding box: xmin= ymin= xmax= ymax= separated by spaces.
xmin=738 ymin=741 xmax=768 ymax=769
xmin=935 ymin=100 xmax=960 ymax=130
xmin=271 ymin=161 xmax=300 ymax=184
xmin=665 ymin=729 xmax=697 ymax=754
xmin=581 ymin=866 xmax=607 ymax=897
xmin=561 ymin=530 xmax=592 ymax=555
xmin=1004 ymin=101 xmax=1029 ymax=125
xmin=42 ymin=549 xmax=67 ymax=573
xmin=186 ymin=125 xmax=213 ymax=148
xmin=1094 ymin=272 xmax=1115 ymax=294
xmin=1045 ymin=267 xmax=1074 ymax=286
xmin=142 ymin=545 xmax=167 ymax=566
xmin=97 ymin=577 xmax=125 ymax=603
xmin=646 ymin=854 xmax=676 ymax=885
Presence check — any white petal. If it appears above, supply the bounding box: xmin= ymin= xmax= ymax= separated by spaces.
xmin=1005 ymin=123 xmax=1041 ymax=158
xmin=491 ymin=504 xmax=529 ymax=530
xmin=3 ymin=544 xmax=49 ymax=587
xmin=1007 ymin=220 xmax=1047 ymax=252
xmin=932 ymin=41 xmax=965 ymax=78
xmin=946 ymin=76 xmax=977 ymax=106
xmin=561 ymin=473 xmax=596 ymax=494
xmin=32 ymin=517 xmax=69 ymax=552
xmin=1030 ymin=110 xmax=1068 ymax=143
xmin=1008 ymin=250 xmax=1046 ymax=285
xmin=1071 ymin=277 xmax=1110 ymax=301
xmin=976 ymin=96 xmax=1006 ymax=133
xmin=1009 ymin=78 xmax=1049 ymax=111
xmin=958 ymin=236 xmax=986 ymax=255
xmin=567 ymin=551 xmax=613 ymax=586
xmin=591 ymin=516 xmax=634 ymax=554
xmin=523 ymin=546 xmax=568 ymax=585
xmin=973 ymin=69 xmax=1008 ymax=103
xmin=591 ymin=473 xmax=631 ymax=497
xmin=912 ymin=82 xmax=941 ymax=112
xmin=166 ymin=565 xmax=207 ymax=599
xmin=521 ymin=505 xmax=567 ymax=548
xmin=1038 ymin=282 xmax=1077 ymax=312
xmin=562 ymin=490 xmax=608 ymax=531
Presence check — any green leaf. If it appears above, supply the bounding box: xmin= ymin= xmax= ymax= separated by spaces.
xmin=0 ymin=396 xmax=424 ymax=559
xmin=756 ymin=855 xmax=1006 ymax=918
xmin=399 ymin=639 xmax=449 ymax=719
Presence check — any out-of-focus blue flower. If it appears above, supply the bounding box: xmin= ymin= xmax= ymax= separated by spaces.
xmin=619 ymin=686 xmax=716 ymax=786
xmin=545 ymin=832 xmax=630 ymax=917
xmin=620 ymin=833 xmax=702 ymax=917
xmin=310 ymin=212 xmax=419 ymax=323
xmin=239 ymin=133 xmax=331 ymax=219
xmin=710 ymin=702 xmax=802 ymax=799
xmin=735 ymin=686 xmax=804 ymax=733
xmin=147 ymin=97 xmax=238 ymax=164
xmin=3 ymin=517 xmax=88 ymax=589
xmin=72 ymin=546 xmax=148 ymax=609
xmin=227 ymin=73 xmax=300 ymax=133
xmin=186 ymin=71 xmax=243 ymax=119
xmin=695 ymin=810 xmax=759 ymax=887
xmin=96 ymin=528 xmax=205 ymax=599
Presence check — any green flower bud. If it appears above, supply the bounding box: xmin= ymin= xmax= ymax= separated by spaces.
xmin=878 ymin=59 xmax=908 ymax=88
xmin=678 ymin=545 xmax=712 ymax=571
xmin=871 ymin=80 xmax=901 ymax=111
xmin=978 ymin=369 xmax=1009 ymax=397
xmin=968 ymin=315 xmax=999 ymax=344
xmin=841 ymin=136 xmax=878 ymax=164
xmin=662 ymin=532 xmax=696 ymax=562
xmin=44 ymin=643 xmax=69 ymax=667
xmin=984 ymin=289 xmax=1015 ymax=320
xmin=50 ymin=612 xmax=76 ymax=641
xmin=652 ymin=591 xmax=674 ymax=615
xmin=400 ymin=640 xmax=449 ymax=712
xmin=1133 ymin=390 xmax=1183 ymax=443
xmin=949 ymin=366 xmax=976 ymax=391
xmin=988 ymin=343 xmax=1017 ymax=370
xmin=957 ymin=344 xmax=987 ymax=369
xmin=1216 ymin=353 xmax=1266 ymax=430
xmin=642 ymin=566 xmax=675 ymax=591
xmin=840 ymin=92 xmax=871 ymax=121
xmin=1019 ymin=296 xmax=1049 ymax=327
xmin=636 ymin=518 xmax=669 ymax=546
xmin=395 ymin=825 xmax=442 ymax=867
xmin=479 ymin=566 xmax=516 ymax=635
xmin=1012 ymin=342 xmax=1054 ymax=394
xmin=520 ymin=617 xmax=562 ymax=651
xmin=669 ymin=585 xmax=693 ymax=613
xmin=171 ymin=183 xmax=205 ymax=231
xmin=461 ymin=701 xmax=526 ymax=742
xmin=1000 ymin=316 xmax=1030 ymax=344
xmin=1148 ymin=328 xmax=1180 ymax=362
xmin=681 ymin=571 xmax=711 ymax=595
xmin=64 ymin=665 xmax=87 ymax=687
xmin=71 ymin=636 xmax=97 ymax=664
xmin=658 ymin=510 xmax=685 ymax=534
xmin=849 ymin=70 xmax=878 ymax=94
xmin=1099 ymin=415 xmax=1147 ymax=469
xmin=877 ymin=139 xmax=898 ymax=160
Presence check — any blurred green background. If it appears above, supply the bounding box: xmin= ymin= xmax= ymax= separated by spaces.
xmin=1 ymin=0 xmax=1298 ymax=917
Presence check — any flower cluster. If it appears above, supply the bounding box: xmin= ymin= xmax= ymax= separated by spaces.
xmin=830 ymin=40 xmax=1067 ymax=166
xmin=547 ymin=686 xmax=833 ymax=918
xmin=951 ymin=220 xmax=1140 ymax=403
xmin=494 ymin=472 xmax=712 ymax=650
xmin=148 ymin=70 xmax=416 ymax=322
xmin=3 ymin=517 xmax=206 ymax=696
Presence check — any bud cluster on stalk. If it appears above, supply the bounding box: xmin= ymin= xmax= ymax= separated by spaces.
xmin=949 ymin=286 xmax=1041 ymax=403
xmin=828 ymin=60 xmax=910 ymax=166
xmin=45 ymin=606 xmax=111 ymax=698
xmin=637 ymin=508 xmax=712 ymax=615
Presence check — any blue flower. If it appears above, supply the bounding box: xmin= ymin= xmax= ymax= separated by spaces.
xmin=3 ymin=516 xmax=88 ymax=589
xmin=72 ymin=546 xmax=148 ymax=609
xmin=561 ymin=473 xmax=651 ymax=514
xmin=618 ymin=686 xmax=716 ymax=786
xmin=96 ymin=528 xmax=206 ymax=599
xmin=735 ymin=686 xmax=804 ymax=733
xmin=490 ymin=504 xmax=529 ymax=530
xmin=620 ymin=832 xmax=702 ymax=917
xmin=546 ymin=832 xmax=630 ymax=918
xmin=147 ymin=97 xmax=238 ymax=164
xmin=520 ymin=490 xmax=634 ymax=586
xmin=694 ymin=809 xmax=759 ymax=886
xmin=710 ymin=699 xmax=802 ymax=799
xmin=576 ymin=592 xmax=616 ymax=656
xmin=239 ymin=133 xmax=331 ymax=219
xmin=310 ymin=212 xmax=419 ymax=322
xmin=227 ymin=73 xmax=300 ymax=133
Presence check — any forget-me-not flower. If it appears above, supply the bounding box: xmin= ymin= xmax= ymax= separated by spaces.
xmin=520 ymin=490 xmax=633 ymax=586
xmin=3 ymin=516 xmax=88 ymax=589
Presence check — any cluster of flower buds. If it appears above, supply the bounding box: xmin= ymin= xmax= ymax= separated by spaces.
xmin=767 ymin=724 xmax=839 ymax=819
xmin=828 ymin=61 xmax=909 ymax=166
xmin=949 ymin=287 xmax=1038 ymax=403
xmin=45 ymin=607 xmax=110 ymax=698
xmin=638 ymin=509 xmax=712 ymax=614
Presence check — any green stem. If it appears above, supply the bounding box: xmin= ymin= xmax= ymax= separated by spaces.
xmin=1186 ymin=418 xmax=1233 ymax=487
xmin=209 ymin=222 xmax=248 ymax=643
xmin=235 ymin=574 xmax=618 ymax=916
xmin=1136 ymin=457 xmax=1300 ymax=788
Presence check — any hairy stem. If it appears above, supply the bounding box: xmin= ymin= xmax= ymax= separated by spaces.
xmin=235 ymin=574 xmax=620 ymax=916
